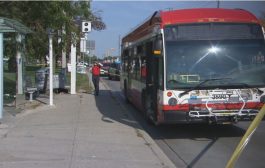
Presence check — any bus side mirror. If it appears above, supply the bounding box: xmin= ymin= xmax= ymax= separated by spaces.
xmin=153 ymin=38 xmax=162 ymax=56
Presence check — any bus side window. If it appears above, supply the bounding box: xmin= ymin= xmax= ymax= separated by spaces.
xmin=122 ymin=49 xmax=129 ymax=72
xmin=136 ymin=45 xmax=144 ymax=81
xmin=128 ymin=49 xmax=133 ymax=73
xmin=141 ymin=57 xmax=147 ymax=81
xmin=134 ymin=57 xmax=140 ymax=80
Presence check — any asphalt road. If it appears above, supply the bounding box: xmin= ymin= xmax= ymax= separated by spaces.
xmin=101 ymin=77 xmax=265 ymax=168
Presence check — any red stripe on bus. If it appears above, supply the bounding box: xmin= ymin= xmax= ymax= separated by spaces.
xmin=162 ymin=102 xmax=264 ymax=111
xmin=162 ymin=104 xmax=190 ymax=111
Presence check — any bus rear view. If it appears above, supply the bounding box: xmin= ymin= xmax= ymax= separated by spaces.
xmin=121 ymin=8 xmax=265 ymax=125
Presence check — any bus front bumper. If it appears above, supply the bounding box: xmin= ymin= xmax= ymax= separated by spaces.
xmin=163 ymin=109 xmax=259 ymax=124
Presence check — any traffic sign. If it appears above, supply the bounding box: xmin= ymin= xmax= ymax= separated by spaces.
xmin=82 ymin=21 xmax=91 ymax=33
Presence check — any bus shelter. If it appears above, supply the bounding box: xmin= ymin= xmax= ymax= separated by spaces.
xmin=0 ymin=17 xmax=32 ymax=119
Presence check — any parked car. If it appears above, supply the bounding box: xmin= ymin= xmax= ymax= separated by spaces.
xmin=77 ymin=61 xmax=88 ymax=67
xmin=108 ymin=62 xmax=121 ymax=80
xmin=100 ymin=68 xmax=108 ymax=76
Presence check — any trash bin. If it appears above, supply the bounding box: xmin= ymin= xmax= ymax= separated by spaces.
xmin=35 ymin=67 xmax=49 ymax=93
xmin=59 ymin=71 xmax=66 ymax=89
xmin=53 ymin=74 xmax=59 ymax=89
xmin=57 ymin=69 xmax=68 ymax=93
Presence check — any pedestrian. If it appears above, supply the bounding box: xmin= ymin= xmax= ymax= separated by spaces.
xmin=92 ymin=62 xmax=101 ymax=96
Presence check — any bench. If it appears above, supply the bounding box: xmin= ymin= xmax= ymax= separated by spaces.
xmin=25 ymin=76 xmax=39 ymax=101
xmin=25 ymin=87 xmax=38 ymax=101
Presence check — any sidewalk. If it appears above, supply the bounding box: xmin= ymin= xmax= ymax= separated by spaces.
xmin=0 ymin=77 xmax=175 ymax=168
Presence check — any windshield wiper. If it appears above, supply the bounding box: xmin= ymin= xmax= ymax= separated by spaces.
xmin=178 ymin=78 xmax=232 ymax=98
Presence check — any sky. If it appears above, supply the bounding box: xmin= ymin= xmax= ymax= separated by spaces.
xmin=88 ymin=1 xmax=265 ymax=58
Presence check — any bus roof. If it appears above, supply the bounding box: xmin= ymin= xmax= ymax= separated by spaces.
xmin=122 ymin=8 xmax=260 ymax=44
xmin=160 ymin=8 xmax=259 ymax=27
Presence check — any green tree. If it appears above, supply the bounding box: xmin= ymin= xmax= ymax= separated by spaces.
xmin=0 ymin=1 xmax=105 ymax=65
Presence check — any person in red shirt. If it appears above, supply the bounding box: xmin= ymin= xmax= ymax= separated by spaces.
xmin=92 ymin=62 xmax=101 ymax=96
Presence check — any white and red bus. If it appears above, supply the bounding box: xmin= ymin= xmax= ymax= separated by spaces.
xmin=121 ymin=8 xmax=265 ymax=125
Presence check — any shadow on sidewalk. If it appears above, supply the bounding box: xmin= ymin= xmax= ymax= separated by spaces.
xmin=94 ymin=90 xmax=142 ymax=130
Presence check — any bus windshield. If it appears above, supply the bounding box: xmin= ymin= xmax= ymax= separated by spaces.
xmin=165 ymin=23 xmax=265 ymax=90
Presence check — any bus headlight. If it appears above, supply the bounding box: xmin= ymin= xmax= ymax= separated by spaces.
xmin=240 ymin=90 xmax=252 ymax=101
xmin=168 ymin=98 xmax=178 ymax=106
xmin=240 ymin=93 xmax=252 ymax=101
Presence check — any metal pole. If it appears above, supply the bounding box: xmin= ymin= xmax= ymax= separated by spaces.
xmin=49 ymin=34 xmax=53 ymax=106
xmin=70 ymin=33 xmax=76 ymax=94
xmin=83 ymin=39 xmax=85 ymax=62
xmin=0 ymin=33 xmax=3 ymax=119
xmin=61 ymin=25 xmax=67 ymax=75
xmin=226 ymin=104 xmax=265 ymax=168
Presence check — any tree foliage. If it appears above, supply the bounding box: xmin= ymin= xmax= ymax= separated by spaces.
xmin=0 ymin=1 xmax=105 ymax=64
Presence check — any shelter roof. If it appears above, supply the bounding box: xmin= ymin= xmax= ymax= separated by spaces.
xmin=0 ymin=17 xmax=32 ymax=34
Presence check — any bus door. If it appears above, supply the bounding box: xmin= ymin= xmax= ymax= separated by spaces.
xmin=146 ymin=42 xmax=159 ymax=119
xmin=145 ymin=37 xmax=163 ymax=122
